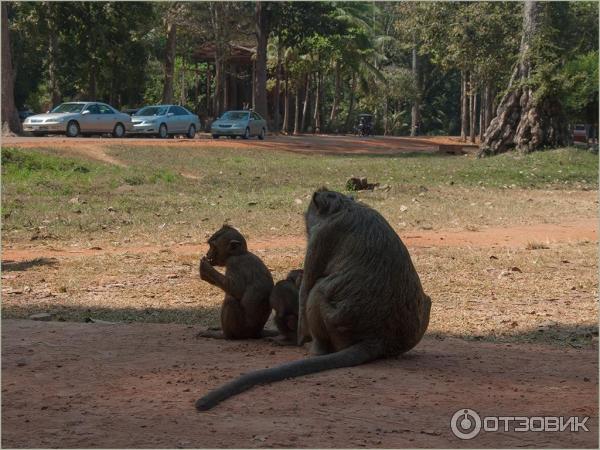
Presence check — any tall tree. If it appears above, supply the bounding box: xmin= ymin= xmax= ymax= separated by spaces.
xmin=479 ymin=1 xmax=569 ymax=155
xmin=1 ymin=3 xmax=21 ymax=134
xmin=254 ymin=1 xmax=268 ymax=118
xmin=162 ymin=19 xmax=177 ymax=104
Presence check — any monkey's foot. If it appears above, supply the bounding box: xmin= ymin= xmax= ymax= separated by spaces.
xmin=196 ymin=328 xmax=225 ymax=339
xmin=260 ymin=328 xmax=280 ymax=338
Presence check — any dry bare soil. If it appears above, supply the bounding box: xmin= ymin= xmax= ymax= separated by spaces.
xmin=1 ymin=135 xmax=598 ymax=448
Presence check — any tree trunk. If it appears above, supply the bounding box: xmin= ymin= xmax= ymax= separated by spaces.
xmin=479 ymin=87 xmax=485 ymax=142
xmin=214 ymin=58 xmax=224 ymax=116
xmin=47 ymin=2 xmax=61 ymax=107
xmin=206 ymin=64 xmax=212 ymax=116
xmin=254 ymin=1 xmax=268 ymax=119
xmin=274 ymin=40 xmax=282 ymax=133
xmin=301 ymin=74 xmax=310 ymax=132
xmin=1 ymin=2 xmax=21 ymax=134
xmin=479 ymin=1 xmax=569 ymax=156
xmin=469 ymin=74 xmax=477 ymax=143
xmin=162 ymin=21 xmax=176 ymax=104
xmin=344 ymin=73 xmax=356 ymax=132
xmin=313 ymin=71 xmax=321 ymax=133
xmin=293 ymin=83 xmax=300 ymax=135
xmin=484 ymin=81 xmax=493 ymax=133
xmin=281 ymin=64 xmax=289 ymax=133
xmin=460 ymin=70 xmax=468 ymax=141
xmin=329 ymin=61 xmax=341 ymax=127
xmin=410 ymin=45 xmax=420 ymax=136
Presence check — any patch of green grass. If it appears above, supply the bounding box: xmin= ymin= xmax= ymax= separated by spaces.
xmin=2 ymin=145 xmax=597 ymax=245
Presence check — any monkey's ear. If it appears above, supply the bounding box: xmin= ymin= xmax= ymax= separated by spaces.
xmin=228 ymin=239 xmax=242 ymax=251
xmin=312 ymin=191 xmax=329 ymax=213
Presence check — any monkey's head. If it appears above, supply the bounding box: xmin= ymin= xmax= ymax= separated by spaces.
xmin=286 ymin=269 xmax=304 ymax=288
xmin=206 ymin=225 xmax=248 ymax=266
xmin=305 ymin=189 xmax=353 ymax=234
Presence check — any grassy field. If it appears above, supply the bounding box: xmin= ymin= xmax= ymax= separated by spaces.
xmin=2 ymin=145 xmax=597 ymax=245
xmin=1 ymin=144 xmax=598 ymax=347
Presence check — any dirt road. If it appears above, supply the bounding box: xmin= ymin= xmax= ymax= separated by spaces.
xmin=2 ymin=320 xmax=597 ymax=448
xmin=1 ymin=133 xmax=478 ymax=158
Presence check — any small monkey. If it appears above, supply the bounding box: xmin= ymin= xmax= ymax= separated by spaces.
xmin=269 ymin=269 xmax=303 ymax=342
xmin=198 ymin=225 xmax=274 ymax=339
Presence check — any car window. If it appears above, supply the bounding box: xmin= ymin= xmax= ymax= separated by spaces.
xmin=252 ymin=112 xmax=261 ymax=120
xmin=52 ymin=103 xmax=85 ymax=113
xmin=135 ymin=106 xmax=168 ymax=116
xmin=575 ymin=125 xmax=586 ymax=131
xmin=98 ymin=104 xmax=114 ymax=114
xmin=173 ymin=106 xmax=188 ymax=116
xmin=85 ymin=104 xmax=101 ymax=114
xmin=221 ymin=111 xmax=249 ymax=120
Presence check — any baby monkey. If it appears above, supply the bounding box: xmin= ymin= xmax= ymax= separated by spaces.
xmin=269 ymin=269 xmax=303 ymax=343
xmin=198 ymin=225 xmax=274 ymax=339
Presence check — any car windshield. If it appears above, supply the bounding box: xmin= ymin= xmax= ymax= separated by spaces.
xmin=51 ymin=103 xmax=85 ymax=113
xmin=220 ymin=111 xmax=249 ymax=121
xmin=135 ymin=106 xmax=169 ymax=116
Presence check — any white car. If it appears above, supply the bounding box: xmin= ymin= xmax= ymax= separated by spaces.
xmin=131 ymin=105 xmax=200 ymax=138
xmin=23 ymin=102 xmax=133 ymax=137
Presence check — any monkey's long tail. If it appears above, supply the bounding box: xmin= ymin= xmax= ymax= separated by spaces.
xmin=195 ymin=342 xmax=381 ymax=411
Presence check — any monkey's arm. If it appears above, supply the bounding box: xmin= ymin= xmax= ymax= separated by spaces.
xmin=199 ymin=257 xmax=244 ymax=299
xmin=297 ymin=229 xmax=338 ymax=345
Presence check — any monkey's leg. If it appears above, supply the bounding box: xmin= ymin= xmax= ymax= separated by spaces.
xmin=306 ymin=281 xmax=334 ymax=356
xmin=221 ymin=296 xmax=263 ymax=339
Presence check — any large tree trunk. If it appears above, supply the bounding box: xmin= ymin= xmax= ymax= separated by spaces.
xmin=273 ymin=40 xmax=282 ymax=133
xmin=479 ymin=1 xmax=569 ymax=156
xmin=301 ymin=74 xmax=310 ymax=132
xmin=254 ymin=1 xmax=268 ymax=118
xmin=1 ymin=3 xmax=21 ymax=134
xmin=410 ymin=46 xmax=420 ymax=136
xmin=162 ymin=21 xmax=176 ymax=104
xmin=460 ymin=70 xmax=469 ymax=141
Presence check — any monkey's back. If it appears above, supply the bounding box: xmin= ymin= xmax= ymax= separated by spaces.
xmin=314 ymin=203 xmax=431 ymax=355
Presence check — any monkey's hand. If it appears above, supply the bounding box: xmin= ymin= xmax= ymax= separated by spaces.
xmin=199 ymin=257 xmax=217 ymax=282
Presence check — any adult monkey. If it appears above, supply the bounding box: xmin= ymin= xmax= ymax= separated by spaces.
xmin=198 ymin=225 xmax=274 ymax=339
xmin=195 ymin=190 xmax=431 ymax=411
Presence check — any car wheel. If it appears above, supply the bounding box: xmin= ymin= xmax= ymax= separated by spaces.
xmin=66 ymin=121 xmax=80 ymax=138
xmin=258 ymin=128 xmax=266 ymax=140
xmin=212 ymin=134 xmax=220 ymax=139
xmin=158 ymin=123 xmax=168 ymax=139
xmin=186 ymin=124 xmax=196 ymax=139
xmin=112 ymin=123 xmax=125 ymax=138
xmin=242 ymin=127 xmax=250 ymax=139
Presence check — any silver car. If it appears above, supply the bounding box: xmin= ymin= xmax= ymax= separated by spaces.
xmin=131 ymin=105 xmax=200 ymax=138
xmin=211 ymin=110 xmax=267 ymax=139
xmin=22 ymin=102 xmax=132 ymax=137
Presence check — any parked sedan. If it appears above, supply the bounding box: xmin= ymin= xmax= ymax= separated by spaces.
xmin=22 ymin=102 xmax=132 ymax=137
xmin=210 ymin=110 xmax=267 ymax=139
xmin=131 ymin=105 xmax=200 ymax=138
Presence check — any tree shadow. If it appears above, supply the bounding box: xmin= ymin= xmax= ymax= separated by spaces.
xmin=1 ymin=258 xmax=59 ymax=272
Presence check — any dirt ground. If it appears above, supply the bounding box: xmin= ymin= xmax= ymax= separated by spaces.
xmin=1 ymin=133 xmax=478 ymax=159
xmin=2 ymin=134 xmax=598 ymax=448
xmin=2 ymin=320 xmax=597 ymax=448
